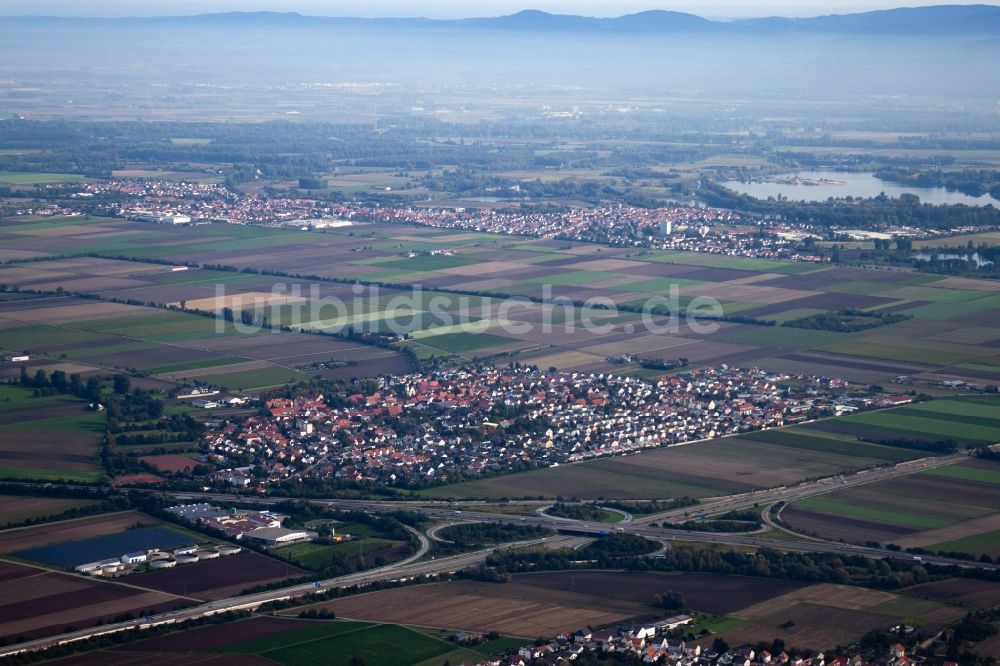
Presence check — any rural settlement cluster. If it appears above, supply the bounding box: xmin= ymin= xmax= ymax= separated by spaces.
xmin=57 ymin=178 xmax=827 ymax=261
xmin=200 ymin=365 xmax=886 ymax=489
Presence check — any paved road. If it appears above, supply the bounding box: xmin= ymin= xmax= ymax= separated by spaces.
xmin=0 ymin=533 xmax=577 ymax=659
xmin=628 ymin=449 xmax=975 ymax=527
xmin=1 ymin=447 xmax=995 ymax=658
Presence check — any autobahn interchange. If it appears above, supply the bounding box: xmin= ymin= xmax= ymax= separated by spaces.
xmin=1 ymin=447 xmax=996 ymax=659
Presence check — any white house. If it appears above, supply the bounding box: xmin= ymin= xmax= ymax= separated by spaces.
xmin=121 ymin=551 xmax=148 ymax=565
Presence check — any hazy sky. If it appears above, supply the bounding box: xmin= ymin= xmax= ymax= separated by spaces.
xmin=3 ymin=0 xmax=998 ymax=19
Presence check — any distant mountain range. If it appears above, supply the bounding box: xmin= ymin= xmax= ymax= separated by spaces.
xmin=3 ymin=4 xmax=1000 ymax=36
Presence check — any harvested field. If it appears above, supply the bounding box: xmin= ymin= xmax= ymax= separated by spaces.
xmin=513 ymin=571 xmax=806 ymax=615
xmin=975 ymin=634 xmax=1000 ymax=660
xmin=424 ymin=430 xmax=901 ymax=500
xmin=288 ymin=580 xmax=648 ymax=637
xmin=903 ymin=578 xmax=1000 ymax=609
xmin=140 ymin=455 xmax=200 ymax=473
xmin=2 ymin=219 xmax=1000 ymax=398
xmin=734 ymin=583 xmax=897 ymax=620
xmin=218 ymin=621 xmax=457 ymax=666
xmin=704 ymin=582 xmax=961 ymax=653
xmin=716 ymin=605 xmax=903 ymax=653
xmin=781 ymin=506 xmax=914 ymax=543
xmin=128 ymin=552 xmax=307 ymax=600
xmin=0 ymin=496 xmax=99 ymax=527
xmin=0 ymin=560 xmax=185 ymax=642
xmin=0 ymin=293 xmax=411 ymax=387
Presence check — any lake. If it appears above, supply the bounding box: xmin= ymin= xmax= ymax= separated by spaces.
xmin=913 ymin=252 xmax=994 ymax=267
xmin=723 ymin=170 xmax=1000 ymax=207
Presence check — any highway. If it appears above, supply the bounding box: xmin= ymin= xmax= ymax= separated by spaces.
xmin=0 ymin=447 xmax=995 ymax=658
xmin=0 ymin=534 xmax=579 ymax=659
xmin=627 ymin=449 xmax=976 ymax=527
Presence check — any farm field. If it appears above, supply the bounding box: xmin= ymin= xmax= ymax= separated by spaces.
xmin=0 ymin=292 xmax=410 ymax=390
xmin=0 ymin=216 xmax=998 ymax=387
xmin=90 ymin=617 xmax=477 ymax=666
xmin=128 ymin=552 xmax=308 ymax=600
xmin=903 ymin=578 xmax=1000 ymax=609
xmin=807 ymin=396 xmax=1000 ymax=447
xmin=0 ymin=559 xmax=188 ymax=644
xmin=139 ymin=454 xmax=200 ymax=473
xmin=286 ymin=571 xmax=964 ymax=654
xmin=782 ymin=458 xmax=1000 ymax=557
xmin=0 ymin=495 xmax=99 ymax=527
xmin=512 ymin=571 xmax=808 ymax=615
xmin=274 ymin=537 xmax=410 ymax=572
xmin=0 ymin=384 xmax=104 ymax=482
xmin=284 ymin=579 xmax=651 ymax=637
xmin=420 ymin=399 xmax=960 ymax=500
xmin=0 ymin=172 xmax=87 ymax=184
xmin=710 ymin=582 xmax=964 ymax=652
xmin=420 ymin=396 xmax=1000 ymax=499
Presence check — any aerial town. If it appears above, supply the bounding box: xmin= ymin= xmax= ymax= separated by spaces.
xmin=12 ymin=176 xmax=981 ymax=267
xmin=199 ymin=365 xmax=887 ymax=490
xmin=3 ymin=3 xmax=1000 ymax=662
xmin=17 ymin=178 xmax=893 ymax=262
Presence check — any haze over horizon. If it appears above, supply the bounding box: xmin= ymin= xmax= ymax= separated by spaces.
xmin=3 ymin=0 xmax=1000 ymax=19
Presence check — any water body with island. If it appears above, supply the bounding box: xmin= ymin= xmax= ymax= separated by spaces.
xmin=724 ymin=170 xmax=1000 ymax=207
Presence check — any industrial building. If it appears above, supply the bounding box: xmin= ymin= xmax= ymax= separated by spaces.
xmin=241 ymin=527 xmax=312 ymax=547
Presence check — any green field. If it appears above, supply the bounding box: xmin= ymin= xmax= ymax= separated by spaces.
xmin=411 ymin=331 xmax=517 ymax=355
xmin=740 ymin=428 xmax=923 ymax=464
xmin=0 ymin=214 xmax=998 ymax=394
xmin=841 ymin=409 xmax=1000 ymax=444
xmin=218 ymin=620 xmax=376 ymax=654
xmin=921 ymin=464 xmax=1000 ymax=485
xmin=146 ymin=356 xmax=250 ymax=375
xmin=0 ymin=324 xmax=106 ymax=350
xmin=929 ymin=530 xmax=1000 ymax=556
xmin=275 ymin=538 xmax=398 ymax=570
xmin=783 ymin=456 xmax=1000 ymax=556
xmin=891 ymin=397 xmax=1000 ymax=421
xmin=0 ymin=465 xmax=103 ymax=482
xmin=219 ymin=621 xmax=457 ymax=666
xmin=202 ymin=366 xmax=305 ymax=391
xmin=0 ymin=171 xmax=87 ymax=184
xmin=0 ymin=385 xmax=105 ymax=482
xmin=793 ymin=497 xmax=948 ymax=529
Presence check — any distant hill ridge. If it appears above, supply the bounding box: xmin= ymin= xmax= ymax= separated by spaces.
xmin=3 ymin=4 xmax=1000 ymax=35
